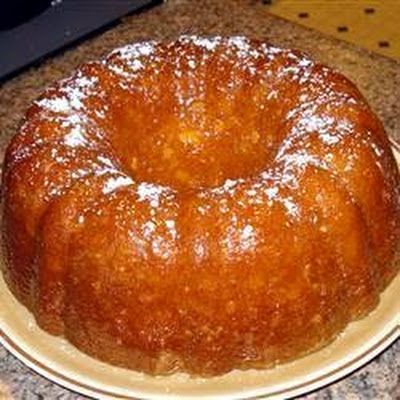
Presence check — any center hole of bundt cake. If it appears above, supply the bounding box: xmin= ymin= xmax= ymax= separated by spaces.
xmin=115 ymin=111 xmax=277 ymax=190
xmin=109 ymin=48 xmax=281 ymax=190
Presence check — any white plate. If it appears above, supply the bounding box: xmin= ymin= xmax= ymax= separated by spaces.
xmin=1 ymin=144 xmax=400 ymax=400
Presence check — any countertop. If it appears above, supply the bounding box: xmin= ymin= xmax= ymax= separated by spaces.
xmin=0 ymin=0 xmax=399 ymax=398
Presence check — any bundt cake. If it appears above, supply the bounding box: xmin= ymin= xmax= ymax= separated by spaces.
xmin=1 ymin=36 xmax=399 ymax=376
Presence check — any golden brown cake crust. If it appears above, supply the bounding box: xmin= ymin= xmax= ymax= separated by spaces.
xmin=2 ymin=36 xmax=400 ymax=376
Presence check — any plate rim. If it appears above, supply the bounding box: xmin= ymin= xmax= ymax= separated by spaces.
xmin=1 ymin=318 xmax=399 ymax=400
xmin=1 ymin=144 xmax=400 ymax=400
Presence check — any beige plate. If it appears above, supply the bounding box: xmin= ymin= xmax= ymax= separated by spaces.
xmin=1 ymin=144 xmax=400 ymax=400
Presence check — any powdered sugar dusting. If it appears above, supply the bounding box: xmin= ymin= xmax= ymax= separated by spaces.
xmin=282 ymin=197 xmax=300 ymax=218
xmin=265 ymin=187 xmax=279 ymax=200
xmin=62 ymin=76 xmax=98 ymax=110
xmin=37 ymin=97 xmax=70 ymax=113
xmin=107 ymin=41 xmax=156 ymax=80
xmin=102 ymin=176 xmax=133 ymax=194
xmin=36 ymin=75 xmax=98 ymax=113
xmin=117 ymin=41 xmax=156 ymax=58
xmin=181 ymin=35 xmax=222 ymax=51
xmin=142 ymin=220 xmax=156 ymax=237
xmin=63 ymin=126 xmax=88 ymax=147
xmin=136 ymin=182 xmax=172 ymax=208
xmin=240 ymin=224 xmax=257 ymax=251
xmin=165 ymin=219 xmax=177 ymax=240
xmin=227 ymin=36 xmax=252 ymax=57
xmin=34 ymin=73 xmax=103 ymax=154
xmin=222 ymin=216 xmax=259 ymax=258
xmin=139 ymin=213 xmax=178 ymax=262
xmin=193 ymin=237 xmax=207 ymax=263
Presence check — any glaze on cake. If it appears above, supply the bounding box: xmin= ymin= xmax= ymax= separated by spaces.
xmin=2 ymin=36 xmax=399 ymax=376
